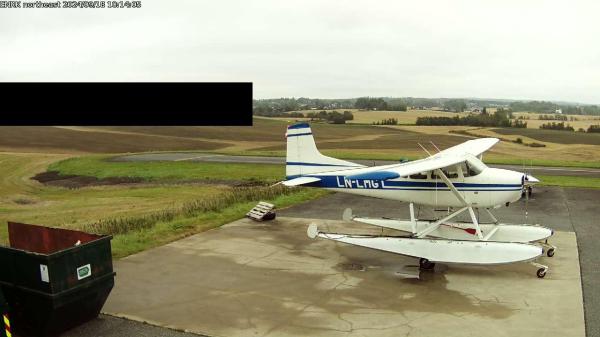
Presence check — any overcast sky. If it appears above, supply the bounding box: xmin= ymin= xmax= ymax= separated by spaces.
xmin=1 ymin=0 xmax=599 ymax=103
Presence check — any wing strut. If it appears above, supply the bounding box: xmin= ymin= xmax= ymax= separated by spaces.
xmin=416 ymin=206 xmax=469 ymax=238
xmin=433 ymin=168 xmax=485 ymax=240
xmin=484 ymin=208 xmax=499 ymax=224
xmin=409 ymin=202 xmax=416 ymax=234
xmin=434 ymin=168 xmax=468 ymax=206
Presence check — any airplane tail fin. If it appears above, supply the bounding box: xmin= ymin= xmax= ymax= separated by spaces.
xmin=285 ymin=123 xmax=363 ymax=179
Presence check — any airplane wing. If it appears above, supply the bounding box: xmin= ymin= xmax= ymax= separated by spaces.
xmin=284 ymin=138 xmax=499 ymax=183
xmin=282 ymin=176 xmax=322 ymax=186
xmin=437 ymin=138 xmax=499 ymax=157
xmin=344 ymin=138 xmax=500 ymax=180
xmin=345 ymin=154 xmax=467 ymax=180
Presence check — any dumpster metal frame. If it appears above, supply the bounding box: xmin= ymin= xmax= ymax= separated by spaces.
xmin=0 ymin=222 xmax=116 ymax=337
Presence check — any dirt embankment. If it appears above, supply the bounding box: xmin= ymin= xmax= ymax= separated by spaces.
xmin=32 ymin=171 xmax=269 ymax=189
xmin=32 ymin=171 xmax=144 ymax=189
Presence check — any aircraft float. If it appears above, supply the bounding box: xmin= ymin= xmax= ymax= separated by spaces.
xmin=282 ymin=123 xmax=555 ymax=278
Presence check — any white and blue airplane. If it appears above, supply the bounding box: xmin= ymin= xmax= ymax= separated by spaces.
xmin=282 ymin=123 xmax=554 ymax=278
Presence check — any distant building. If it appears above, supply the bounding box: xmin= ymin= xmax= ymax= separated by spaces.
xmin=555 ymin=109 xmax=562 ymax=114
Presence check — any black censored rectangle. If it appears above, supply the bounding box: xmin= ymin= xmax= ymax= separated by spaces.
xmin=0 ymin=82 xmax=253 ymax=125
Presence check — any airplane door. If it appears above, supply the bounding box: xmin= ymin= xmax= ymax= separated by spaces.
xmin=460 ymin=162 xmax=490 ymax=207
xmin=456 ymin=163 xmax=469 ymax=204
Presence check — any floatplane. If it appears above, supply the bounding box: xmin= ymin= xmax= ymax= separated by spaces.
xmin=282 ymin=123 xmax=555 ymax=278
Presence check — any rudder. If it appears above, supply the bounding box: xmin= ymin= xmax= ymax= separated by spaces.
xmin=286 ymin=123 xmax=364 ymax=179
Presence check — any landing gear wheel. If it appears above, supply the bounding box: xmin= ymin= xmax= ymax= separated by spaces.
xmin=419 ymin=258 xmax=435 ymax=270
xmin=547 ymin=248 xmax=555 ymax=257
xmin=536 ymin=268 xmax=547 ymax=278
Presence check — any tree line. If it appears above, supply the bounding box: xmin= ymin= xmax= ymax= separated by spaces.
xmin=416 ymin=110 xmax=526 ymax=128
xmin=510 ymin=100 xmax=600 ymax=116
xmin=354 ymin=97 xmax=407 ymax=111
xmin=306 ymin=110 xmax=354 ymax=124
xmin=539 ymin=122 xmax=575 ymax=131
xmin=253 ymin=97 xmax=600 ymax=117
xmin=539 ymin=122 xmax=600 ymax=133
xmin=373 ymin=118 xmax=398 ymax=125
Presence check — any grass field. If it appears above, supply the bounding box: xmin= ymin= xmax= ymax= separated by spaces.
xmin=512 ymin=112 xmax=600 ymax=130
xmin=49 ymin=155 xmax=286 ymax=184
xmin=536 ymin=175 xmax=600 ymax=189
xmin=0 ymin=126 xmax=229 ymax=153
xmin=2 ymin=120 xmax=600 ymax=259
xmin=2 ymin=119 xmax=600 ymax=167
xmin=386 ymin=125 xmax=600 ymax=165
xmin=0 ymin=153 xmax=326 ymax=257
xmin=1 ymin=148 xmax=598 ymax=258
xmin=291 ymin=110 xmax=600 ymax=130
xmin=290 ymin=109 xmax=471 ymax=125
xmin=493 ymin=128 xmax=600 ymax=145
xmin=49 ymin=155 xmax=600 ymax=190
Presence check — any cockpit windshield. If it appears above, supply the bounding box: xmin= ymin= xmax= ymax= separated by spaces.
xmin=464 ymin=155 xmax=487 ymax=176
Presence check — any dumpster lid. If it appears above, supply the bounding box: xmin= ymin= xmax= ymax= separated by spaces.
xmin=7 ymin=222 xmax=108 ymax=255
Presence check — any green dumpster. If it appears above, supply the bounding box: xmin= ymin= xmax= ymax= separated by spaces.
xmin=0 ymin=222 xmax=116 ymax=337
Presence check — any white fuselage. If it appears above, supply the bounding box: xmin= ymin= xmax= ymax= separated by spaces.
xmin=310 ymin=167 xmax=524 ymax=208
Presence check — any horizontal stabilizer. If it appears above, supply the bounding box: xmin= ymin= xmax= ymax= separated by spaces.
xmin=282 ymin=176 xmax=321 ymax=186
xmin=346 ymin=171 xmax=400 ymax=181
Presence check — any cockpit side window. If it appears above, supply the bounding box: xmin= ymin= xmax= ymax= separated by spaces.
xmin=459 ymin=163 xmax=470 ymax=177
xmin=409 ymin=172 xmax=428 ymax=179
xmin=444 ymin=168 xmax=458 ymax=179
xmin=430 ymin=169 xmax=458 ymax=179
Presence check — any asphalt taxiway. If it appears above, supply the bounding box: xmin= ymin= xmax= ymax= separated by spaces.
xmin=96 ymin=186 xmax=595 ymax=337
xmin=113 ymin=152 xmax=600 ymax=178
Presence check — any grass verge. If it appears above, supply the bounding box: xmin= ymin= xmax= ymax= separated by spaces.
xmin=0 ymin=153 xmax=329 ymax=259
xmin=45 ymin=155 xmax=329 ymax=258
xmin=104 ymin=187 xmax=328 ymax=258
xmin=536 ymin=175 xmax=600 ymax=189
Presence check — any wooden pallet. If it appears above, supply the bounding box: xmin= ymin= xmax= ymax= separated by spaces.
xmin=246 ymin=201 xmax=276 ymax=221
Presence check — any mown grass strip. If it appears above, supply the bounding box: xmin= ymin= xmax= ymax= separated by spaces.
xmin=536 ymin=175 xmax=600 ymax=189
xmin=49 ymin=155 xmax=285 ymax=183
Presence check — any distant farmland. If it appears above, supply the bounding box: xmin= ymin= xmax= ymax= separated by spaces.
xmin=1 ymin=117 xmax=600 ymax=166
xmin=291 ymin=109 xmax=470 ymax=125
xmin=493 ymin=128 xmax=600 ymax=145
xmin=0 ymin=126 xmax=229 ymax=153
xmin=512 ymin=112 xmax=600 ymax=130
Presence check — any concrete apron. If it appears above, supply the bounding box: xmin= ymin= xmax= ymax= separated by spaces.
xmin=103 ymin=217 xmax=585 ymax=337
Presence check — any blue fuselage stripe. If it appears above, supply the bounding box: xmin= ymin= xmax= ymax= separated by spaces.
xmin=284 ymin=175 xmax=522 ymax=192
xmin=286 ymin=132 xmax=312 ymax=137
xmin=286 ymin=162 xmax=360 ymax=167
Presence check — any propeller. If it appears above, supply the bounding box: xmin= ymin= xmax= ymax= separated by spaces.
xmin=521 ymin=159 xmax=533 ymax=222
